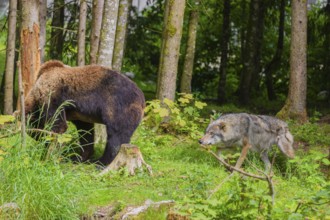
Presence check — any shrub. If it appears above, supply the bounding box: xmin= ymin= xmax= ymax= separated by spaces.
xmin=143 ymin=93 xmax=208 ymax=139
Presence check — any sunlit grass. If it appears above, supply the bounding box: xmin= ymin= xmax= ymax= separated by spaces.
xmin=0 ymin=114 xmax=329 ymax=219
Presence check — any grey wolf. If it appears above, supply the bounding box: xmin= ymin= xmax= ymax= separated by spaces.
xmin=199 ymin=113 xmax=294 ymax=171
xmin=24 ymin=60 xmax=145 ymax=166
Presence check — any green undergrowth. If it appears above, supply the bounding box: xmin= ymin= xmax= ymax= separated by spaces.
xmin=0 ymin=99 xmax=329 ymax=219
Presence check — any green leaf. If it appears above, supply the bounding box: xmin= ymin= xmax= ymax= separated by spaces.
xmin=0 ymin=115 xmax=15 ymax=125
xmin=178 ymin=119 xmax=186 ymax=127
xmin=181 ymin=93 xmax=193 ymax=100
xmin=163 ymin=98 xmax=174 ymax=107
xmin=178 ymin=97 xmax=190 ymax=104
xmin=184 ymin=106 xmax=194 ymax=115
xmin=194 ymin=101 xmax=207 ymax=109
xmin=321 ymin=158 xmax=330 ymax=165
xmin=159 ymin=108 xmax=169 ymax=117
xmin=57 ymin=134 xmax=73 ymax=144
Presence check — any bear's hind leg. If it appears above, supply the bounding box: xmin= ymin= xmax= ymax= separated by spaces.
xmin=97 ymin=127 xmax=132 ymax=166
xmin=72 ymin=120 xmax=95 ymax=162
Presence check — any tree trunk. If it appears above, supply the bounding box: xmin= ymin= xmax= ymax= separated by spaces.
xmin=251 ymin=0 xmax=267 ymax=91
xmin=98 ymin=0 xmax=119 ymax=67
xmin=156 ymin=0 xmax=186 ymax=101
xmin=95 ymin=0 xmax=120 ymax=144
xmin=180 ymin=0 xmax=200 ymax=94
xmin=322 ymin=0 xmax=330 ymax=104
xmin=264 ymin=0 xmax=285 ymax=101
xmin=3 ymin=0 xmax=17 ymax=114
xmin=217 ymin=0 xmax=230 ymax=103
xmin=20 ymin=0 xmax=40 ymax=96
xmin=238 ymin=0 xmax=265 ymax=105
xmin=39 ymin=0 xmax=47 ymax=63
xmin=90 ymin=0 xmax=104 ymax=64
xmin=99 ymin=144 xmax=152 ymax=176
xmin=50 ymin=0 xmax=64 ymax=60
xmin=277 ymin=0 xmax=308 ymax=122
xmin=112 ymin=0 xmax=132 ymax=71
xmin=77 ymin=0 xmax=87 ymax=66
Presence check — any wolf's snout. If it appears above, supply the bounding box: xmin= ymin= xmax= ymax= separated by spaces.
xmin=198 ymin=139 xmax=203 ymax=144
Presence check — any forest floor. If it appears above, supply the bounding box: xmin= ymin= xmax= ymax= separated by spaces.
xmin=0 ymin=105 xmax=329 ymax=219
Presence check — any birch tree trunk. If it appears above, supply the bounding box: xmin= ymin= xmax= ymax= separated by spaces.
xmin=39 ymin=0 xmax=47 ymax=63
xmin=20 ymin=0 xmax=40 ymax=96
xmin=277 ymin=0 xmax=308 ymax=122
xmin=95 ymin=0 xmax=120 ymax=144
xmin=217 ymin=0 xmax=230 ymax=103
xmin=98 ymin=0 xmax=119 ymax=67
xmin=180 ymin=0 xmax=199 ymax=94
xmin=77 ymin=0 xmax=87 ymax=66
xmin=156 ymin=0 xmax=186 ymax=101
xmin=3 ymin=0 xmax=17 ymax=114
xmin=112 ymin=0 xmax=132 ymax=71
xmin=90 ymin=0 xmax=104 ymax=64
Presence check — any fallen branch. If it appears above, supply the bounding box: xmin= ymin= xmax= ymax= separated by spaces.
xmin=202 ymin=145 xmax=276 ymax=205
xmin=201 ymin=146 xmax=267 ymax=180
xmin=121 ymin=200 xmax=174 ymax=220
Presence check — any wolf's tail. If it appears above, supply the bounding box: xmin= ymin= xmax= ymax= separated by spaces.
xmin=277 ymin=129 xmax=295 ymax=158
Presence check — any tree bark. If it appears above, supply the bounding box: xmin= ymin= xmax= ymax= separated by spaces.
xmin=277 ymin=0 xmax=308 ymax=122
xmin=264 ymin=0 xmax=285 ymax=101
xmin=180 ymin=0 xmax=200 ymax=94
xmin=99 ymin=144 xmax=152 ymax=176
xmin=20 ymin=0 xmax=40 ymax=96
xmin=77 ymin=0 xmax=87 ymax=66
xmin=39 ymin=0 xmax=47 ymax=63
xmin=50 ymin=0 xmax=64 ymax=60
xmin=156 ymin=0 xmax=186 ymax=101
xmin=95 ymin=0 xmax=120 ymax=144
xmin=4 ymin=0 xmax=17 ymax=114
xmin=90 ymin=0 xmax=104 ymax=64
xmin=112 ymin=0 xmax=132 ymax=71
xmin=217 ymin=0 xmax=230 ymax=103
xmin=98 ymin=0 xmax=119 ymax=67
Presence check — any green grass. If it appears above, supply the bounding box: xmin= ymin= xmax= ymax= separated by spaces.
xmin=0 ymin=115 xmax=329 ymax=219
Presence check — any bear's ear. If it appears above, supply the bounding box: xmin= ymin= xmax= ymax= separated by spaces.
xmin=38 ymin=60 xmax=65 ymax=77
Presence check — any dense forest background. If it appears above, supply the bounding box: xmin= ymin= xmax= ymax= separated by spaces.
xmin=0 ymin=0 xmax=329 ymax=118
xmin=0 ymin=0 xmax=329 ymax=219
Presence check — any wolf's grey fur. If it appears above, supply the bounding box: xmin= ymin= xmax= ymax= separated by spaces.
xmin=199 ymin=113 xmax=294 ymax=171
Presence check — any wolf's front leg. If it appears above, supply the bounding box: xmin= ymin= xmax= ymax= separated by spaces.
xmin=234 ymin=137 xmax=251 ymax=170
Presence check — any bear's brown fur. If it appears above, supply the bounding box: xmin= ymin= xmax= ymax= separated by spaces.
xmin=25 ymin=60 xmax=145 ymax=165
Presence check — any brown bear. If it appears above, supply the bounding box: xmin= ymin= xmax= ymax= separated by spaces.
xmin=24 ymin=60 xmax=145 ymax=166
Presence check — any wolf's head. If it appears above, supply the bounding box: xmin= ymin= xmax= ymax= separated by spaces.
xmin=199 ymin=114 xmax=244 ymax=146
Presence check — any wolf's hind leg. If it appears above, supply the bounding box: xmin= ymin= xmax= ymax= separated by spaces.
xmin=260 ymin=150 xmax=271 ymax=172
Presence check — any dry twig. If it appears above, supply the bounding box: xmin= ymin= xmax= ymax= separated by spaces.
xmin=202 ymin=145 xmax=276 ymax=205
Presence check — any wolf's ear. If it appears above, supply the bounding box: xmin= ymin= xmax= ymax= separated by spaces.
xmin=218 ymin=122 xmax=226 ymax=130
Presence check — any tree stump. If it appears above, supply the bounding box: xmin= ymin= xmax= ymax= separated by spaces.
xmin=99 ymin=144 xmax=152 ymax=176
